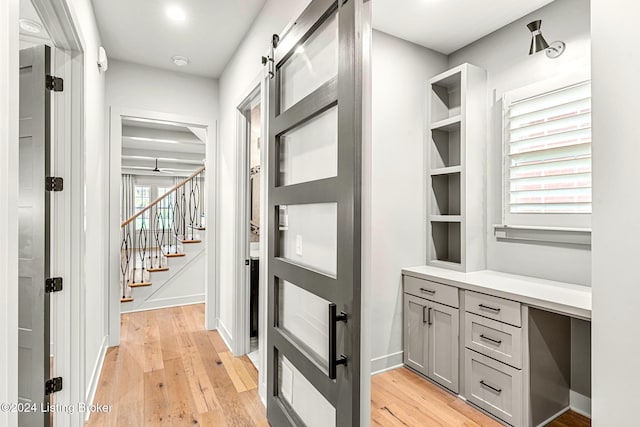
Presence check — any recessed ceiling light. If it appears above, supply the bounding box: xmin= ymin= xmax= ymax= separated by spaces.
xmin=166 ymin=5 xmax=186 ymax=22
xmin=172 ymin=55 xmax=189 ymax=67
xmin=19 ymin=19 xmax=43 ymax=34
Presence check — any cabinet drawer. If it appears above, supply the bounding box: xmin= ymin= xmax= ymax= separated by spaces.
xmin=465 ymin=291 xmax=521 ymax=327
xmin=404 ymin=276 xmax=459 ymax=308
xmin=465 ymin=349 xmax=522 ymax=426
xmin=465 ymin=313 xmax=522 ymax=369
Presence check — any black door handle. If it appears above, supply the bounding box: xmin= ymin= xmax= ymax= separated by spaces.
xmin=329 ymin=303 xmax=347 ymax=380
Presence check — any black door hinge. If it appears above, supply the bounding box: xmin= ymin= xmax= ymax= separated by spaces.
xmin=245 ymin=259 xmax=250 ymax=266
xmin=45 ymin=277 xmax=63 ymax=293
xmin=45 ymin=377 xmax=63 ymax=395
xmin=45 ymin=177 xmax=63 ymax=191
xmin=46 ymin=75 xmax=63 ymax=92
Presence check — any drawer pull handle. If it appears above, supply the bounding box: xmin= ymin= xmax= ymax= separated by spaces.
xmin=478 ymin=304 xmax=501 ymax=313
xmin=420 ymin=288 xmax=436 ymax=295
xmin=422 ymin=305 xmax=428 ymax=324
xmin=428 ymin=307 xmax=433 ymax=325
xmin=480 ymin=334 xmax=502 ymax=345
xmin=480 ymin=380 xmax=502 ymax=394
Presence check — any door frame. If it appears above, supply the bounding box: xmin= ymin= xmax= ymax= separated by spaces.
xmin=2 ymin=0 xmax=86 ymax=425
xmin=108 ymin=107 xmax=219 ymax=345
xmin=233 ymin=71 xmax=270 ymax=401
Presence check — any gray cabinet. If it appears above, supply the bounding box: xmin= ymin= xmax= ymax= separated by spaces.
xmin=403 ymin=293 xmax=459 ymax=393
xmin=429 ymin=301 xmax=459 ymax=392
xmin=403 ymin=294 xmax=428 ymax=375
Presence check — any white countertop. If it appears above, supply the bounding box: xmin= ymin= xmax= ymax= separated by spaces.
xmin=402 ymin=266 xmax=592 ymax=320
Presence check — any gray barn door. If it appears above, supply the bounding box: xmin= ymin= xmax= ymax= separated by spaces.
xmin=266 ymin=0 xmax=363 ymax=426
xmin=19 ymin=45 xmax=52 ymax=427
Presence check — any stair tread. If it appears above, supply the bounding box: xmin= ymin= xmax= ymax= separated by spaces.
xmin=147 ymin=267 xmax=169 ymax=272
xmin=129 ymin=282 xmax=152 ymax=288
xmin=179 ymin=239 xmax=202 ymax=244
xmin=165 ymin=253 xmax=186 ymax=258
xmin=121 ymin=297 xmax=134 ymax=302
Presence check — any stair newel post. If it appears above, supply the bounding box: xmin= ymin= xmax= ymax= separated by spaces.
xmin=132 ymin=220 xmax=137 ymax=284
xmin=139 ymin=209 xmax=147 ymax=282
xmin=152 ymin=202 xmax=159 ymax=269
xmin=181 ymin=180 xmax=186 ymax=241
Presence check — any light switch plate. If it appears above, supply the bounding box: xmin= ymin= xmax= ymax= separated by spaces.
xmin=295 ymin=235 xmax=303 ymax=256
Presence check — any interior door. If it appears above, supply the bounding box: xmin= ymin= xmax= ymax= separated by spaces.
xmin=266 ymin=0 xmax=363 ymax=425
xmin=18 ymin=45 xmax=52 ymax=427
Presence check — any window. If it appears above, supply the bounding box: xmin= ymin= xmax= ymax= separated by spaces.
xmin=134 ymin=186 xmax=151 ymax=230
xmin=157 ymin=186 xmax=175 ymax=229
xmin=503 ymin=79 xmax=591 ymax=228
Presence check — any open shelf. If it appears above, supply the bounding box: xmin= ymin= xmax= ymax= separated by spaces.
xmin=431 ymin=121 xmax=461 ymax=169
xmin=430 ymin=166 xmax=462 ymax=176
xmin=430 ymin=115 xmax=462 ymax=132
xmin=430 ymin=221 xmax=461 ymax=264
xmin=430 ymin=172 xmax=461 ymax=216
xmin=430 ymin=71 xmax=462 ymax=123
xmin=430 ymin=215 xmax=461 ymax=222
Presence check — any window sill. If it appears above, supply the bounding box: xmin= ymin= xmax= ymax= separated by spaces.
xmin=493 ymin=224 xmax=591 ymax=247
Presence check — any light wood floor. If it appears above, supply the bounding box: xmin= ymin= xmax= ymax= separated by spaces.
xmin=371 ymin=367 xmax=591 ymax=427
xmin=87 ymin=304 xmax=589 ymax=427
xmin=86 ymin=304 xmax=268 ymax=427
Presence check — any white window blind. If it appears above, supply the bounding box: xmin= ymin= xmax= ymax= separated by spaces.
xmin=506 ymin=81 xmax=592 ymax=215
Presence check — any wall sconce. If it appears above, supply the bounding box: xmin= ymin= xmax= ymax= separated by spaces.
xmin=526 ymin=20 xmax=565 ymax=59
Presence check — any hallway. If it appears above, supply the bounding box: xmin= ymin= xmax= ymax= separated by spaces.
xmin=87 ymin=304 xmax=267 ymax=426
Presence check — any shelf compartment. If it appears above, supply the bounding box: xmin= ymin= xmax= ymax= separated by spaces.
xmin=430 ymin=221 xmax=461 ymax=264
xmin=430 ymin=172 xmax=461 ymax=216
xmin=430 ymin=71 xmax=462 ymax=123
xmin=431 ymin=122 xmax=461 ymax=169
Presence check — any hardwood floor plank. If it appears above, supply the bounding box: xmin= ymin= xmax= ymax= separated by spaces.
xmin=86 ymin=304 xmax=267 ymax=427
xmin=143 ymin=369 xmax=171 ymax=425
xmin=219 ymin=351 xmax=249 ymax=393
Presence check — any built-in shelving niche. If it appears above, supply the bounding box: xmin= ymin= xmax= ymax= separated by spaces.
xmin=427 ymin=63 xmax=486 ymax=272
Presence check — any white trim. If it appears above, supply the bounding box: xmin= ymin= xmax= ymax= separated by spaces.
xmin=121 ymin=295 xmax=206 ymax=314
xmin=233 ymin=75 xmax=263 ymax=357
xmin=369 ymin=351 xmax=404 ymax=376
xmin=83 ymin=335 xmax=108 ymax=421
xmin=570 ymin=390 xmax=592 ymax=418
xmin=0 ymin=2 xmax=20 ymax=426
xmin=217 ymin=320 xmax=234 ymax=352
xmin=108 ymin=107 xmax=218 ymax=346
xmin=493 ymin=224 xmax=591 ymax=246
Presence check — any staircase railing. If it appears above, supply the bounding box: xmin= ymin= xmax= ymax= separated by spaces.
xmin=120 ymin=166 xmax=205 ymax=300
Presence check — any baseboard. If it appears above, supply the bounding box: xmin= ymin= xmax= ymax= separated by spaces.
xmin=120 ymin=294 xmax=205 ymax=314
xmin=84 ymin=335 xmax=108 ymax=422
xmin=570 ymin=390 xmax=592 ymax=418
xmin=217 ymin=319 xmax=234 ymax=352
xmin=370 ymin=351 xmax=404 ymax=375
xmin=536 ymin=406 xmax=570 ymax=427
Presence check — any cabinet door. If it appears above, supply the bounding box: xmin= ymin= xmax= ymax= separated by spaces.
xmin=428 ymin=301 xmax=459 ymax=393
xmin=403 ymin=294 xmax=429 ymax=375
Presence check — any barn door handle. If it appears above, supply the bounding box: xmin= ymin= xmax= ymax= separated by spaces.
xmin=329 ymin=303 xmax=347 ymax=380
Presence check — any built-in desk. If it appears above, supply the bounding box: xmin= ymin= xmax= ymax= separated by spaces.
xmin=401 ymin=266 xmax=591 ymax=427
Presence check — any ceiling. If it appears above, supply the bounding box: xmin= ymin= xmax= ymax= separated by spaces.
xmin=121 ymin=118 xmax=205 ymax=176
xmin=373 ymin=0 xmax=556 ymax=54
xmin=92 ymin=0 xmax=267 ymax=78
xmin=19 ymin=0 xmax=51 ymax=45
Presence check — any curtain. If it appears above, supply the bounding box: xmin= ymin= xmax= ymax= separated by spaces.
xmin=121 ymin=174 xmax=135 ymax=223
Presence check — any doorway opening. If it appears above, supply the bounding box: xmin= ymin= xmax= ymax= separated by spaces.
xmin=238 ymin=88 xmax=262 ymax=368
xmin=118 ymin=116 xmax=207 ymax=314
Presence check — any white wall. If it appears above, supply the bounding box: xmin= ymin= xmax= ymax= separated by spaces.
xmin=216 ymin=0 xmax=310 ymax=393
xmin=448 ymin=0 xmax=592 ymax=286
xmin=370 ymin=30 xmax=447 ymax=372
xmin=105 ymin=59 xmax=219 ymax=119
xmin=0 ymin=1 xmax=20 ymax=425
xmin=591 ymin=0 xmax=640 ymax=423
